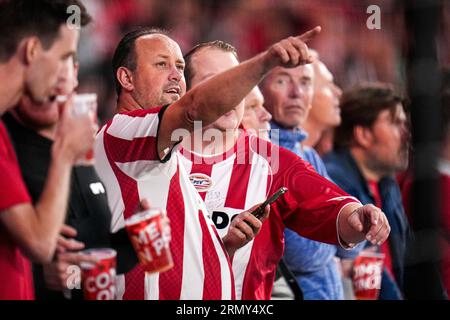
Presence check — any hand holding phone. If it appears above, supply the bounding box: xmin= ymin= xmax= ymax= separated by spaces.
xmin=251 ymin=187 xmax=288 ymax=219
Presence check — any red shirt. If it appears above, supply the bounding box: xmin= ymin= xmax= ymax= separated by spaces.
xmin=368 ymin=180 xmax=394 ymax=278
xmin=94 ymin=108 xmax=235 ymax=300
xmin=0 ymin=121 xmax=34 ymax=300
xmin=180 ymin=132 xmax=359 ymax=299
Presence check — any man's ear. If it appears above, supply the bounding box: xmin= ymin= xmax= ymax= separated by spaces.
xmin=23 ymin=37 xmax=41 ymax=65
xmin=353 ymin=125 xmax=373 ymax=148
xmin=117 ymin=67 xmax=134 ymax=92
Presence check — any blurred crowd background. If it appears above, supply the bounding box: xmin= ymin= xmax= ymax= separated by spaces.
xmin=75 ymin=0 xmax=450 ymax=124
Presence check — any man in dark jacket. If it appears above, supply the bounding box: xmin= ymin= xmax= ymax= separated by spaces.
xmin=324 ymin=83 xmax=412 ymax=299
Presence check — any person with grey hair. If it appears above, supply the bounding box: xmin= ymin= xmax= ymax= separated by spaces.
xmin=178 ymin=39 xmax=390 ymax=300
xmin=94 ymin=27 xmax=330 ymax=300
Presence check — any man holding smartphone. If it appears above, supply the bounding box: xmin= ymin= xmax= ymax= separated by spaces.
xmin=178 ymin=40 xmax=390 ymax=299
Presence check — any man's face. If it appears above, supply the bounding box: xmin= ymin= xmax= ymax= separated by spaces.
xmin=309 ymin=60 xmax=342 ymax=128
xmin=365 ymin=103 xmax=410 ymax=175
xmin=189 ymin=47 xmax=244 ymax=131
xmin=24 ymin=25 xmax=79 ymax=105
xmin=131 ymin=34 xmax=186 ymax=107
xmin=242 ymin=86 xmax=272 ymax=140
xmin=261 ymin=64 xmax=314 ymax=129
xmin=15 ymin=56 xmax=78 ymax=129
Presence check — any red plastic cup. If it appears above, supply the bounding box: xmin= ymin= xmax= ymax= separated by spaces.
xmin=125 ymin=209 xmax=173 ymax=274
xmin=80 ymin=248 xmax=116 ymax=300
xmin=352 ymin=251 xmax=385 ymax=300
xmin=72 ymin=93 xmax=97 ymax=166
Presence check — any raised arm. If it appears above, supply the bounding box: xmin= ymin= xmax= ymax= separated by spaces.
xmin=158 ymin=27 xmax=321 ymax=155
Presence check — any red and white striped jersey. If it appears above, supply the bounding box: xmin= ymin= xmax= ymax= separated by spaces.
xmin=94 ymin=106 xmax=235 ymax=300
xmin=179 ymin=131 xmax=359 ymax=300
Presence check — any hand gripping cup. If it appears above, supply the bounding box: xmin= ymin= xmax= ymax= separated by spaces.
xmin=80 ymin=248 xmax=117 ymax=300
xmin=125 ymin=209 xmax=173 ymax=273
xmin=352 ymin=250 xmax=385 ymax=300
xmin=72 ymin=93 xmax=97 ymax=166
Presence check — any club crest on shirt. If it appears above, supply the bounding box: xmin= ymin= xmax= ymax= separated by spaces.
xmin=189 ymin=173 xmax=213 ymax=192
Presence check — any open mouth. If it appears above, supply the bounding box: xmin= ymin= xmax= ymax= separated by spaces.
xmin=164 ymin=87 xmax=181 ymax=95
xmin=48 ymin=95 xmax=58 ymax=103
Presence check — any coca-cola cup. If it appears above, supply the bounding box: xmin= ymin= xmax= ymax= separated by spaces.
xmin=72 ymin=93 xmax=97 ymax=166
xmin=352 ymin=250 xmax=385 ymax=300
xmin=80 ymin=248 xmax=117 ymax=300
xmin=125 ymin=208 xmax=173 ymax=273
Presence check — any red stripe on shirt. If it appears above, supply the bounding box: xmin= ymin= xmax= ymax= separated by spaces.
xmin=105 ymin=134 xmax=158 ymax=163
xmin=158 ymin=166 xmax=185 ymax=299
xmin=103 ymin=125 xmax=140 ymax=218
xmin=224 ymin=159 xmax=252 ymax=209
xmin=123 ymin=266 xmax=145 ymax=300
xmin=119 ymin=107 xmax=163 ymax=117
xmin=198 ymin=210 xmax=222 ymax=300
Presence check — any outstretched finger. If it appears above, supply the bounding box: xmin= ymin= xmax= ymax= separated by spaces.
xmin=297 ymin=26 xmax=322 ymax=43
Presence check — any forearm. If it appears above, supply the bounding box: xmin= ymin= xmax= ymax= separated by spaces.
xmin=337 ymin=202 xmax=365 ymax=245
xmin=184 ymin=53 xmax=271 ymax=127
xmin=33 ymin=142 xmax=74 ymax=261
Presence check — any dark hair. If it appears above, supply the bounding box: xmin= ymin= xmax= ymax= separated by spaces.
xmin=112 ymin=27 xmax=168 ymax=96
xmin=334 ymin=82 xmax=405 ymax=148
xmin=0 ymin=0 xmax=91 ymax=62
xmin=184 ymin=40 xmax=238 ymax=90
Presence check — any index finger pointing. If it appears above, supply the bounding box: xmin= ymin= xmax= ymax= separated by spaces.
xmin=297 ymin=26 xmax=321 ymax=43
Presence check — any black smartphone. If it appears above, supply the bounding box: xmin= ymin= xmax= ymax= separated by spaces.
xmin=251 ymin=187 xmax=288 ymax=219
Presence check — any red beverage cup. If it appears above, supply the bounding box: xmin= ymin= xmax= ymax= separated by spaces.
xmin=80 ymin=248 xmax=117 ymax=300
xmin=352 ymin=251 xmax=385 ymax=300
xmin=72 ymin=93 xmax=97 ymax=166
xmin=125 ymin=209 xmax=173 ymax=273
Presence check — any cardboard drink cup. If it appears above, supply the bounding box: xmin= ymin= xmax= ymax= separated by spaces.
xmin=72 ymin=93 xmax=97 ymax=166
xmin=125 ymin=209 xmax=173 ymax=274
xmin=352 ymin=251 xmax=385 ymax=300
xmin=80 ymin=248 xmax=117 ymax=300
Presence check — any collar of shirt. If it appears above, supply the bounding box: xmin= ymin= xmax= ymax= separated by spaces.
xmin=269 ymin=121 xmax=308 ymax=154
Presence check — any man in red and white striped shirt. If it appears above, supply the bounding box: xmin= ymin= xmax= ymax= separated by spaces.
xmin=95 ymin=27 xmax=319 ymax=299
xmin=178 ymin=41 xmax=392 ymax=299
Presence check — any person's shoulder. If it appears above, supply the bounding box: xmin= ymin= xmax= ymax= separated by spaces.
xmin=248 ymin=134 xmax=300 ymax=166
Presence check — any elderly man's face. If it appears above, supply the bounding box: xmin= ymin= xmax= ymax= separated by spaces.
xmin=261 ymin=64 xmax=314 ymax=129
